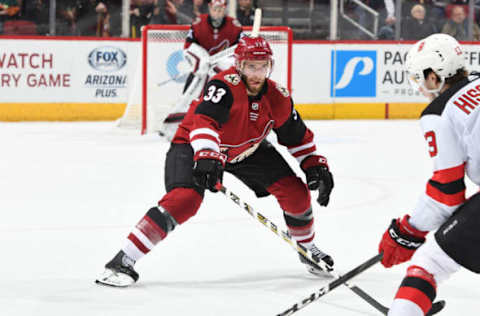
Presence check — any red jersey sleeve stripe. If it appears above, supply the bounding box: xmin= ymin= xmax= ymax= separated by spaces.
xmin=426 ymin=183 xmax=466 ymax=206
xmin=395 ymin=287 xmax=433 ymax=315
xmin=431 ymin=163 xmax=465 ymax=183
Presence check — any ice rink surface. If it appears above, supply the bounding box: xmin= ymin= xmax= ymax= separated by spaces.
xmin=1 ymin=120 xmax=478 ymax=316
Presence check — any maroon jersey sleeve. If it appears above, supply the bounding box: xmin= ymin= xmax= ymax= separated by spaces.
xmin=184 ymin=17 xmax=202 ymax=49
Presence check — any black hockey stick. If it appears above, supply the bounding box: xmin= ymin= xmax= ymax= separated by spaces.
xmin=218 ymin=185 xmax=387 ymax=314
xmin=277 ymin=253 xmax=383 ymax=316
xmin=218 ymin=184 xmax=446 ymax=316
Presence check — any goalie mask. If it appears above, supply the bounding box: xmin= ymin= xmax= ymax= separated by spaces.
xmin=234 ymin=36 xmax=273 ymax=78
xmin=406 ymin=33 xmax=465 ymax=94
xmin=208 ymin=0 xmax=227 ymax=28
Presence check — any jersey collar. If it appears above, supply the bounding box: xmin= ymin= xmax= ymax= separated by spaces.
xmin=207 ymin=15 xmax=226 ymax=29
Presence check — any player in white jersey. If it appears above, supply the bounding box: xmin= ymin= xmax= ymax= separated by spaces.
xmin=378 ymin=33 xmax=480 ymax=316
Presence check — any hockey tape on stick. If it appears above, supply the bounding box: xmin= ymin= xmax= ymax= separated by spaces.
xmin=276 ymin=253 xmax=383 ymax=316
xmin=218 ymin=184 xmax=388 ymax=314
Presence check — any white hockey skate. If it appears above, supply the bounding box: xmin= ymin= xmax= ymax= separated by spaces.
xmin=96 ymin=251 xmax=139 ymax=287
xmin=298 ymin=243 xmax=334 ymax=277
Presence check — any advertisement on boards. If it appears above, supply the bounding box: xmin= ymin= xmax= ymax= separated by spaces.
xmin=0 ymin=39 xmax=137 ymax=103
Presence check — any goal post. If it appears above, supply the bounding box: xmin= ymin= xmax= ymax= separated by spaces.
xmin=118 ymin=25 xmax=293 ymax=134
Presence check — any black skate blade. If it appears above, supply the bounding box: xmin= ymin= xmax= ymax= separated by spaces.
xmin=427 ymin=300 xmax=446 ymax=316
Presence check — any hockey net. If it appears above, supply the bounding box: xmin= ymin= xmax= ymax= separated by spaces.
xmin=118 ymin=25 xmax=293 ymax=134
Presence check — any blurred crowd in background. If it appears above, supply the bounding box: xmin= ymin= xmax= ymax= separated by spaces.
xmin=0 ymin=0 xmax=479 ymax=40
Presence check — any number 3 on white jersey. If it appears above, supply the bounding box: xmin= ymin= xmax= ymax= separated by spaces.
xmin=204 ymin=85 xmax=226 ymax=103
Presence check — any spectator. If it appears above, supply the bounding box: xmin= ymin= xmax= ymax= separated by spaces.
xmin=401 ymin=4 xmax=436 ymax=40
xmin=75 ymin=0 xmax=111 ymax=36
xmin=22 ymin=0 xmax=48 ymax=35
xmin=192 ymin=0 xmax=207 ymax=18
xmin=353 ymin=0 xmax=396 ymax=39
xmin=441 ymin=4 xmax=480 ymax=40
xmin=0 ymin=0 xmax=20 ymax=34
xmin=236 ymin=0 xmax=256 ymax=26
xmin=56 ymin=0 xmax=78 ymax=35
xmin=101 ymin=0 xmax=123 ymax=37
xmin=130 ymin=0 xmax=155 ymax=37
xmin=151 ymin=0 xmax=194 ymax=25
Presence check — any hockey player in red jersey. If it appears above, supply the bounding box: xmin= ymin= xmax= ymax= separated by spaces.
xmin=378 ymin=33 xmax=480 ymax=316
xmin=160 ymin=0 xmax=245 ymax=139
xmin=184 ymin=0 xmax=243 ymax=55
xmin=96 ymin=36 xmax=335 ymax=287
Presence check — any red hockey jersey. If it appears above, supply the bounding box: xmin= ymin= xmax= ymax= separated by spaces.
xmin=172 ymin=67 xmax=317 ymax=164
xmin=184 ymin=14 xmax=243 ymax=55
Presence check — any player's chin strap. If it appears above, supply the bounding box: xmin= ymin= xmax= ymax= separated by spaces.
xmin=217 ymin=183 xmax=446 ymax=316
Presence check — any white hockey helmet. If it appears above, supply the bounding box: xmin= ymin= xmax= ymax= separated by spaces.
xmin=405 ymin=33 xmax=465 ymax=93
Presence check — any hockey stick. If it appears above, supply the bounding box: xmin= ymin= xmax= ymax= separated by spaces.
xmin=251 ymin=8 xmax=262 ymax=37
xmin=218 ymin=184 xmax=446 ymax=316
xmin=218 ymin=185 xmax=386 ymax=313
xmin=277 ymin=253 xmax=383 ymax=316
xmin=157 ymin=71 xmax=190 ymax=87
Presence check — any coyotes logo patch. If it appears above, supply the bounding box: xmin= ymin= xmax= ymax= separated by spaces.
xmin=276 ymin=84 xmax=290 ymax=97
xmin=224 ymin=74 xmax=241 ymax=85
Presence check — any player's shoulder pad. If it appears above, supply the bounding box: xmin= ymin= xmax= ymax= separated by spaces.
xmin=422 ymin=77 xmax=469 ymax=117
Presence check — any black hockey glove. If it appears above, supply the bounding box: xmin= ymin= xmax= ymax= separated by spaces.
xmin=301 ymin=155 xmax=334 ymax=207
xmin=193 ymin=149 xmax=226 ymax=192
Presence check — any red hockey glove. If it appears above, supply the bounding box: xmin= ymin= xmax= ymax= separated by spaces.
xmin=193 ymin=149 xmax=226 ymax=192
xmin=379 ymin=215 xmax=428 ymax=268
xmin=300 ymin=155 xmax=334 ymax=207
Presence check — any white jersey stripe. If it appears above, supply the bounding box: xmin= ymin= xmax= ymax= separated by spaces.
xmin=191 ymin=138 xmax=220 ymax=153
xmin=190 ymin=128 xmax=220 ymax=142
xmin=295 ymin=152 xmax=317 ymax=164
xmin=288 ymin=141 xmax=315 ymax=155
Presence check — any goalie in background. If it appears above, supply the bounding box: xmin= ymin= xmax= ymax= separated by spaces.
xmin=159 ymin=0 xmax=245 ymax=140
xmin=378 ymin=33 xmax=480 ymax=316
xmin=96 ymin=35 xmax=335 ymax=287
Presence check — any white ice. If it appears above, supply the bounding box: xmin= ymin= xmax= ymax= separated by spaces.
xmin=0 ymin=121 xmax=478 ymax=316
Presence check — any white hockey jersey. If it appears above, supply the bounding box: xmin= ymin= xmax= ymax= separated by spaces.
xmin=410 ymin=74 xmax=480 ymax=231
